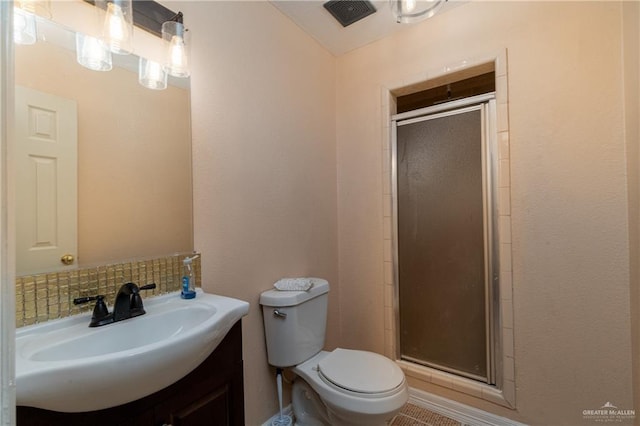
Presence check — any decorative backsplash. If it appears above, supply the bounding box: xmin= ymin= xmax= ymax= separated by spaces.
xmin=15 ymin=253 xmax=201 ymax=327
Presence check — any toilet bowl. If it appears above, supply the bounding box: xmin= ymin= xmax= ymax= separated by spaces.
xmin=292 ymin=350 xmax=408 ymax=426
xmin=260 ymin=279 xmax=408 ymax=426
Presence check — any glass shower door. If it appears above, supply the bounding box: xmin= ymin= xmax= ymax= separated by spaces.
xmin=394 ymin=103 xmax=492 ymax=382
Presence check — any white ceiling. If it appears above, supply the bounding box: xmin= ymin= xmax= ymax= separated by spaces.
xmin=270 ymin=0 xmax=465 ymax=56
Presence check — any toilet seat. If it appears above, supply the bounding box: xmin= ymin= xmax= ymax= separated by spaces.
xmin=317 ymin=348 xmax=405 ymax=395
xmin=293 ymin=350 xmax=409 ymax=424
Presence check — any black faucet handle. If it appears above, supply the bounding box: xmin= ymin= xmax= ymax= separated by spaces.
xmin=120 ymin=282 xmax=155 ymax=294
xmin=139 ymin=283 xmax=156 ymax=291
xmin=73 ymin=295 xmax=112 ymax=327
xmin=73 ymin=295 xmax=104 ymax=305
xmin=91 ymin=295 xmax=109 ymax=320
xmin=129 ymin=283 xmax=156 ymax=311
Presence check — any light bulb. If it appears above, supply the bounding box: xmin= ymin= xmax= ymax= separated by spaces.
xmin=76 ymin=33 xmax=112 ymax=72
xmin=402 ymin=0 xmax=416 ymax=13
xmin=162 ymin=20 xmax=190 ymax=78
xmin=101 ymin=1 xmax=132 ymax=55
xmin=139 ymin=57 xmax=167 ymax=90
xmin=106 ymin=4 xmax=125 ymax=40
xmin=168 ymin=35 xmax=189 ymax=77
xmin=148 ymin=62 xmax=163 ymax=81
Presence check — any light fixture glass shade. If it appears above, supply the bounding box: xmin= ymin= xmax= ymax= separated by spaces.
xmin=13 ymin=0 xmax=51 ymax=45
xmin=95 ymin=0 xmax=133 ymax=55
xmin=138 ymin=57 xmax=168 ymax=90
xmin=13 ymin=6 xmax=37 ymax=45
xmin=390 ymin=0 xmax=445 ymax=24
xmin=75 ymin=33 xmax=113 ymax=72
xmin=162 ymin=20 xmax=190 ymax=78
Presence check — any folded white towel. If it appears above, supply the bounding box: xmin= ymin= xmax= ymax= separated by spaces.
xmin=274 ymin=277 xmax=314 ymax=291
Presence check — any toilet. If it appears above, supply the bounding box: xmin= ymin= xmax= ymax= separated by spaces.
xmin=260 ymin=279 xmax=408 ymax=426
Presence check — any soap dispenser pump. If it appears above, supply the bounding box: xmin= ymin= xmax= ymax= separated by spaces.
xmin=181 ymin=254 xmax=199 ymax=299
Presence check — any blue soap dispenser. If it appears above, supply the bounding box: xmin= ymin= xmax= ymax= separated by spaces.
xmin=181 ymin=254 xmax=199 ymax=299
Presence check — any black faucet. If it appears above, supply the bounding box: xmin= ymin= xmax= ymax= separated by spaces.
xmin=73 ymin=282 xmax=156 ymax=327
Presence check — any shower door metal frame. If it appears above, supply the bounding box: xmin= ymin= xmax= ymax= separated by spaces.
xmin=391 ymin=93 xmax=501 ymax=386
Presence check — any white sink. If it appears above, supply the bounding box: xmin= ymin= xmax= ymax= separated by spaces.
xmin=16 ymin=289 xmax=249 ymax=413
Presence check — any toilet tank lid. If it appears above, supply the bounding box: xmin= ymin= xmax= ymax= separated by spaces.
xmin=260 ymin=278 xmax=329 ymax=307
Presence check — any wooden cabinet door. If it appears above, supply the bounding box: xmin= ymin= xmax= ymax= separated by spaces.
xmin=161 ymin=384 xmax=231 ymax=426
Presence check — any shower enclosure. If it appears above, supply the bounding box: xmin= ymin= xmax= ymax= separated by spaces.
xmin=391 ymin=94 xmax=499 ymax=383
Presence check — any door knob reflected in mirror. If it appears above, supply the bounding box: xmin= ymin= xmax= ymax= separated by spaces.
xmin=60 ymin=254 xmax=74 ymax=265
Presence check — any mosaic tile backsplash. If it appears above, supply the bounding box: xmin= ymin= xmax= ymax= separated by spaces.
xmin=15 ymin=253 xmax=201 ymax=327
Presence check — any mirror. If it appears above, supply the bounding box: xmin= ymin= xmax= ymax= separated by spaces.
xmin=14 ymin=17 xmax=193 ymax=276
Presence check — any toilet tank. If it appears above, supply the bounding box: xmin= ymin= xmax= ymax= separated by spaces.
xmin=260 ymin=279 xmax=329 ymax=367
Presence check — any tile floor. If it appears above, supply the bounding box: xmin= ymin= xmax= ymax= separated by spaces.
xmin=390 ymin=403 xmax=462 ymax=426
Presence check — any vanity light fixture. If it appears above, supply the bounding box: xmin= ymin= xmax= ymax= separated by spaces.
xmin=390 ymin=0 xmax=445 ymax=24
xmin=161 ymin=12 xmax=190 ymax=78
xmin=138 ymin=57 xmax=167 ymax=90
xmin=96 ymin=0 xmax=134 ymax=55
xmin=77 ymin=0 xmax=189 ymax=89
xmin=13 ymin=0 xmax=51 ymax=45
xmin=75 ymin=32 xmax=113 ymax=72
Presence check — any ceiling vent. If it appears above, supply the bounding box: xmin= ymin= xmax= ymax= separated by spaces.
xmin=323 ymin=0 xmax=377 ymax=27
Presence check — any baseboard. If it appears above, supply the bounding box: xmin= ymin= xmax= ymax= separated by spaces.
xmin=261 ymin=404 xmax=294 ymax=426
xmin=408 ymin=387 xmax=527 ymax=426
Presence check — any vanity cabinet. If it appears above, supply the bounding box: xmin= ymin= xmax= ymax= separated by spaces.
xmin=17 ymin=321 xmax=245 ymax=426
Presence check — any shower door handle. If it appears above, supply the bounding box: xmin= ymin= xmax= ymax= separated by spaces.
xmin=273 ymin=309 xmax=287 ymax=319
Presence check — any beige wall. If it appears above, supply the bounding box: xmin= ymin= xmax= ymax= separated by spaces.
xmin=337 ymin=1 xmax=634 ymax=425
xmin=178 ymin=1 xmax=338 ymax=424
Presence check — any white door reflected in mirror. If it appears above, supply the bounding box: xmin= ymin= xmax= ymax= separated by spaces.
xmin=15 ymin=86 xmax=78 ymax=276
